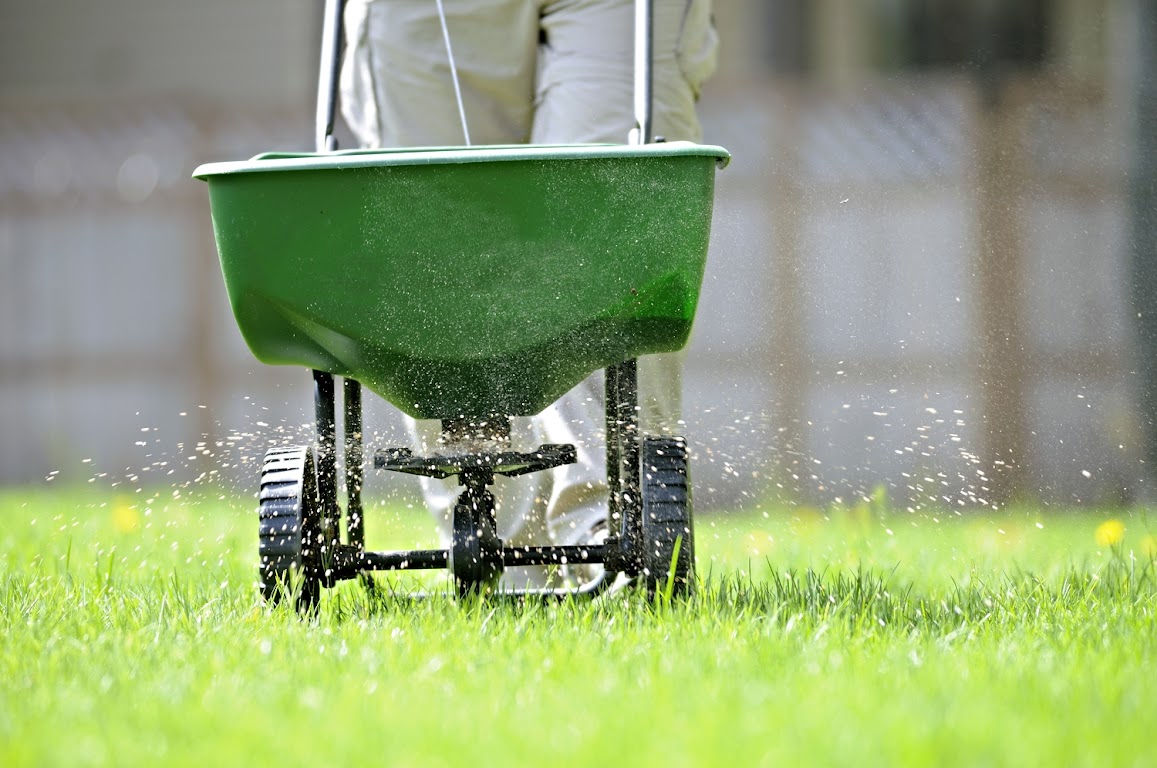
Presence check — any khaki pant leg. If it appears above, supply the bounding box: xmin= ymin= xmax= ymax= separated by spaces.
xmin=340 ymin=0 xmax=539 ymax=147
xmin=341 ymin=0 xmax=555 ymax=589
xmin=533 ymin=0 xmax=718 ymax=548
xmin=533 ymin=0 xmax=717 ymax=144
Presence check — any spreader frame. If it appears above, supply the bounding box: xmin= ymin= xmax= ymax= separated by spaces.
xmin=301 ymin=357 xmax=649 ymax=599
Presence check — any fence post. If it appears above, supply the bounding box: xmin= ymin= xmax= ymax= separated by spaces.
xmin=768 ymin=86 xmax=810 ymax=497
xmin=974 ymin=78 xmax=1031 ymax=505
xmin=1129 ymin=0 xmax=1157 ymax=488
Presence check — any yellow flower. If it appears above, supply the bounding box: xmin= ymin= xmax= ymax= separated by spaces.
xmin=112 ymin=497 xmax=141 ymax=533
xmin=790 ymin=506 xmax=825 ymax=538
xmin=1094 ymin=519 xmax=1125 ymax=547
xmin=1140 ymin=533 xmax=1157 ymax=559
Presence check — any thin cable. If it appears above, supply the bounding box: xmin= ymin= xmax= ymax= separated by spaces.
xmin=435 ymin=0 xmax=471 ymax=146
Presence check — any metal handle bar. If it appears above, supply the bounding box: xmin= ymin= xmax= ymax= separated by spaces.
xmin=316 ymin=0 xmax=346 ymax=152
xmin=631 ymin=0 xmax=654 ymax=146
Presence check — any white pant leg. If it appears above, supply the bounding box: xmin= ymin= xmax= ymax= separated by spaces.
xmin=533 ymin=0 xmax=716 ymax=144
xmin=341 ymin=0 xmax=556 ymax=588
xmin=532 ymin=0 xmax=717 ymax=548
xmin=340 ymin=0 xmax=539 ymax=147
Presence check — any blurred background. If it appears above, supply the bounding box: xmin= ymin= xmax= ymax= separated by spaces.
xmin=1 ymin=0 xmax=1154 ymax=511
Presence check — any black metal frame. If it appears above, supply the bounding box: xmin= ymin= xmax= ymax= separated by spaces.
xmin=306 ymin=359 xmax=642 ymax=597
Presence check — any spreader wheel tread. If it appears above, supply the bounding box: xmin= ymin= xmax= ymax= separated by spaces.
xmin=258 ymin=445 xmax=322 ymax=611
xmin=640 ymin=436 xmax=694 ymax=596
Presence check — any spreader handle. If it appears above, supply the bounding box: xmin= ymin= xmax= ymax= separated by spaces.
xmin=316 ymin=0 xmax=346 ymax=153
xmin=630 ymin=0 xmax=653 ymax=146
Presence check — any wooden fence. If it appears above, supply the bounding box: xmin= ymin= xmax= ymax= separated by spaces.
xmin=0 ymin=75 xmax=1144 ymax=508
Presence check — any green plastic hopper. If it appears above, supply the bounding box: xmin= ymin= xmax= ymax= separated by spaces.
xmin=194 ymin=142 xmax=729 ymax=420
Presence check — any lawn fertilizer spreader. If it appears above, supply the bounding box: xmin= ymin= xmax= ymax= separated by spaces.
xmin=194 ymin=0 xmax=728 ymax=608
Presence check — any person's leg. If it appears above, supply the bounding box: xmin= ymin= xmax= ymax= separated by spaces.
xmin=340 ymin=0 xmax=558 ymax=587
xmin=340 ymin=0 xmax=539 ymax=147
xmin=533 ymin=0 xmax=716 ymax=145
xmin=532 ymin=0 xmax=718 ymax=554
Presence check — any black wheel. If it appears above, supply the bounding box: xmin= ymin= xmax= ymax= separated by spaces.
xmin=640 ymin=437 xmax=694 ymax=596
xmin=258 ymin=446 xmax=322 ymax=611
xmin=450 ymin=483 xmax=502 ymax=598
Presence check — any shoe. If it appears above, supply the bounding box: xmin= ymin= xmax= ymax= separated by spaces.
xmin=562 ymin=519 xmax=608 ymax=590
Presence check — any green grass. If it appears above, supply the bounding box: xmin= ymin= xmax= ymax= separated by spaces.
xmin=2 ymin=488 xmax=1155 ymax=767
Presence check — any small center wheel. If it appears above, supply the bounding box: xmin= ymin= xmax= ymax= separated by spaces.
xmin=450 ymin=480 xmax=503 ymax=597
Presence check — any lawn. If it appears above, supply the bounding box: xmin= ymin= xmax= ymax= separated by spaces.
xmin=1 ymin=487 xmax=1154 ymax=767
